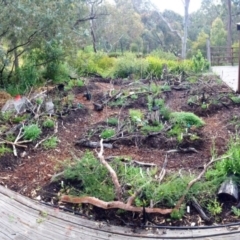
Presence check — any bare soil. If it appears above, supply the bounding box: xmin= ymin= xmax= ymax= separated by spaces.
xmin=1 ymin=75 xmax=240 ymax=227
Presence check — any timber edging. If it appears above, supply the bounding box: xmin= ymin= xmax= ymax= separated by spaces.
xmin=0 ymin=185 xmax=239 ymax=240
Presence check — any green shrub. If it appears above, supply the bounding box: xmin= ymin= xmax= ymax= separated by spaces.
xmin=42 ymin=137 xmax=58 ymax=149
xmin=107 ymin=117 xmax=118 ymax=126
xmin=100 ymin=129 xmax=115 ymax=139
xmin=113 ymin=52 xmax=148 ymax=79
xmin=141 ymin=124 xmax=163 ymax=134
xmin=149 ymin=49 xmax=177 ymax=61
xmin=64 ymin=151 xmax=115 ymax=201
xmin=170 ymin=112 xmax=205 ymax=128
xmin=0 ymin=145 xmax=12 ymax=156
xmin=207 ymin=199 xmax=222 ymax=216
xmin=43 ymin=118 xmax=55 ymax=128
xmin=129 ymin=109 xmax=144 ymax=123
xmin=192 ymin=50 xmax=210 ymax=73
xmin=23 ymin=124 xmax=42 ymax=140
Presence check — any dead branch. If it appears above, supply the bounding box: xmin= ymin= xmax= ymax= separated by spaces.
xmin=158 ymin=154 xmax=168 ymax=183
xmin=60 ymin=195 xmax=172 ymax=215
xmin=96 ymin=139 xmax=122 ymax=200
xmin=34 ymin=134 xmax=55 ymax=149
xmin=75 ymin=139 xmax=113 ymax=149
xmin=166 ymin=147 xmax=199 ymax=154
xmin=191 ymin=197 xmax=211 ymax=222
xmin=174 ymin=154 xmax=231 ymax=210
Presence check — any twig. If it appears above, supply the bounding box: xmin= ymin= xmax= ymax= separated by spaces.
xmin=174 ymin=154 xmax=231 ymax=210
xmin=34 ymin=134 xmax=55 ymax=149
xmin=60 ymin=195 xmax=172 ymax=215
xmin=96 ymin=139 xmax=122 ymax=200
xmin=158 ymin=154 xmax=168 ymax=183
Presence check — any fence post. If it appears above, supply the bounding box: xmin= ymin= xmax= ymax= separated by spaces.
xmin=206 ymin=38 xmax=211 ymax=67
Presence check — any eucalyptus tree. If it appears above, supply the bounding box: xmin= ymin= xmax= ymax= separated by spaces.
xmin=0 ymin=0 xmax=93 ymax=87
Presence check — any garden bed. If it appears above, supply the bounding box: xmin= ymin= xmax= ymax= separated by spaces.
xmin=1 ymin=74 xmax=240 ymax=228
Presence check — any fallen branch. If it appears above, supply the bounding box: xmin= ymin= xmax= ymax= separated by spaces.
xmin=191 ymin=197 xmax=211 ymax=222
xmin=75 ymin=139 xmax=113 ymax=149
xmin=60 ymin=195 xmax=172 ymax=215
xmin=96 ymin=139 xmax=122 ymax=200
xmin=174 ymin=154 xmax=231 ymax=210
xmin=166 ymin=147 xmax=199 ymax=154
xmin=158 ymin=154 xmax=168 ymax=183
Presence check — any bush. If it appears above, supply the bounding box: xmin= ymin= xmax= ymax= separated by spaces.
xmin=129 ymin=109 xmax=144 ymax=123
xmin=23 ymin=124 xmax=42 ymax=140
xmin=42 ymin=136 xmax=58 ymax=149
xmin=113 ymin=52 xmax=148 ymax=79
xmin=64 ymin=151 xmax=115 ymax=201
xmin=43 ymin=118 xmax=55 ymax=128
xmin=100 ymin=129 xmax=115 ymax=139
xmin=170 ymin=112 xmax=205 ymax=128
xmin=192 ymin=50 xmax=210 ymax=73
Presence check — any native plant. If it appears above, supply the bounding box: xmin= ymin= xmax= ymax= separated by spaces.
xmin=170 ymin=112 xmax=205 ymax=128
xmin=43 ymin=118 xmax=55 ymax=128
xmin=23 ymin=124 xmax=42 ymax=141
xmin=42 ymin=137 xmax=58 ymax=149
xmin=100 ymin=129 xmax=115 ymax=139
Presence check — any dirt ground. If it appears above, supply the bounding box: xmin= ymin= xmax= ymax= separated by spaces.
xmin=1 ymin=75 xmax=240 ymax=227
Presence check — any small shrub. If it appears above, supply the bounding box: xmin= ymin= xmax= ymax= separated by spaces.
xmin=192 ymin=50 xmax=210 ymax=73
xmin=170 ymin=208 xmax=185 ymax=220
xmin=170 ymin=112 xmax=205 ymax=128
xmin=232 ymin=206 xmax=240 ymax=217
xmin=129 ymin=109 xmax=144 ymax=123
xmin=113 ymin=53 xmax=148 ymax=79
xmin=0 ymin=145 xmax=12 ymax=156
xmin=100 ymin=129 xmax=115 ymax=139
xmin=207 ymin=199 xmax=222 ymax=216
xmin=64 ymin=151 xmax=115 ymax=201
xmin=107 ymin=117 xmax=118 ymax=126
xmin=23 ymin=124 xmax=42 ymax=141
xmin=42 ymin=137 xmax=58 ymax=149
xmin=141 ymin=124 xmax=163 ymax=134
xmin=43 ymin=118 xmax=55 ymax=128
xmin=230 ymin=96 xmax=240 ymax=104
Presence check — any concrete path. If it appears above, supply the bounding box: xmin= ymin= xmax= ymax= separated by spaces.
xmin=212 ymin=66 xmax=239 ymax=92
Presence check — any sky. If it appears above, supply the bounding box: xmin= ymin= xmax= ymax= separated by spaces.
xmin=151 ymin=0 xmax=202 ymax=15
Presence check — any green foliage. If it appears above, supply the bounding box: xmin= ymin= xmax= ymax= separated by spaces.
xmin=230 ymin=96 xmax=240 ymax=104
xmin=170 ymin=208 xmax=185 ymax=220
xmin=42 ymin=137 xmax=58 ymax=149
xmin=141 ymin=124 xmax=163 ymax=134
xmin=113 ymin=53 xmax=148 ymax=79
xmin=129 ymin=109 xmax=144 ymax=123
xmin=0 ymin=111 xmax=14 ymax=123
xmin=107 ymin=117 xmax=118 ymax=126
xmin=23 ymin=124 xmax=42 ymax=141
xmin=64 ymin=151 xmax=115 ymax=201
xmin=170 ymin=112 xmax=205 ymax=128
xmin=192 ymin=50 xmax=209 ymax=73
xmin=100 ymin=129 xmax=115 ymax=139
xmin=191 ymin=31 xmax=209 ymax=56
xmin=221 ymin=137 xmax=240 ymax=175
xmin=207 ymin=199 xmax=222 ymax=216
xmin=0 ymin=145 xmax=12 ymax=156
xmin=149 ymin=49 xmax=177 ymax=61
xmin=12 ymin=114 xmax=29 ymax=123
xmin=210 ymin=17 xmax=227 ymax=46
xmin=42 ymin=118 xmax=55 ymax=128
xmin=231 ymin=206 xmax=240 ymax=217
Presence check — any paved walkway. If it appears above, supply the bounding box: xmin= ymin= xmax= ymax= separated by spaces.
xmin=212 ymin=66 xmax=239 ymax=92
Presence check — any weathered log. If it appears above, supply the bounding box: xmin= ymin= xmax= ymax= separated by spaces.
xmin=75 ymin=139 xmax=113 ymax=149
xmin=191 ymin=197 xmax=211 ymax=222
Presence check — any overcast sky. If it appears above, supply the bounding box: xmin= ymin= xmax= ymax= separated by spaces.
xmin=151 ymin=0 xmax=202 ymax=15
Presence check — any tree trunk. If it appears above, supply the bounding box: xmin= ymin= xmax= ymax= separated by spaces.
xmin=182 ymin=0 xmax=190 ymax=59
xmin=227 ymin=0 xmax=232 ymax=63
